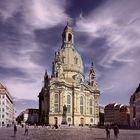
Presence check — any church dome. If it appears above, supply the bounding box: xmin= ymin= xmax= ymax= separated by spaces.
xmin=60 ymin=25 xmax=84 ymax=77
xmin=60 ymin=45 xmax=84 ymax=76
xmin=52 ymin=25 xmax=84 ymax=81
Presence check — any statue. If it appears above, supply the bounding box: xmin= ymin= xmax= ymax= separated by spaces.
xmin=61 ymin=105 xmax=67 ymax=124
xmin=63 ymin=105 xmax=67 ymax=116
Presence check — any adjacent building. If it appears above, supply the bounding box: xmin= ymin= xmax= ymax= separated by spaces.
xmin=104 ymin=103 xmax=130 ymax=127
xmin=0 ymin=82 xmax=16 ymax=127
xmin=38 ymin=25 xmax=100 ymax=126
xmin=130 ymin=84 xmax=140 ymax=128
xmin=16 ymin=108 xmax=39 ymax=125
xmin=99 ymin=106 xmax=104 ymax=126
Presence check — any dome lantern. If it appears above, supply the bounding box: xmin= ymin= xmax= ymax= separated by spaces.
xmin=62 ymin=23 xmax=74 ymax=49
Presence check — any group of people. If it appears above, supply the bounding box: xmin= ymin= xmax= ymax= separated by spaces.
xmin=13 ymin=123 xmax=119 ymax=139
xmin=14 ymin=123 xmax=29 ymax=137
xmin=105 ymin=124 xmax=119 ymax=139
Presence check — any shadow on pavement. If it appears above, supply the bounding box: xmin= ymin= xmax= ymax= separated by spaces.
xmin=94 ymin=138 xmax=106 ymax=140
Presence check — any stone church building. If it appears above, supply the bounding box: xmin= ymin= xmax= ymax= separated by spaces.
xmin=38 ymin=25 xmax=100 ymax=126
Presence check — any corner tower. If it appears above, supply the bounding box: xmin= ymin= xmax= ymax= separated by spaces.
xmin=89 ymin=62 xmax=98 ymax=90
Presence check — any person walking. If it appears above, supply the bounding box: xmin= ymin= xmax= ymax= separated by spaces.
xmin=52 ymin=124 xmax=58 ymax=129
xmin=113 ymin=124 xmax=119 ymax=139
xmin=105 ymin=125 xmax=110 ymax=139
xmin=24 ymin=124 xmax=29 ymax=136
xmin=14 ymin=124 xmax=17 ymax=137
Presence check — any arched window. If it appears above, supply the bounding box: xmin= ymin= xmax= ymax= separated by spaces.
xmin=74 ymin=57 xmax=78 ymax=64
xmin=67 ymin=95 xmax=71 ymax=113
xmin=54 ymin=94 xmax=59 ymax=112
xmin=90 ymin=118 xmax=93 ymax=123
xmin=90 ymin=99 xmax=92 ymax=115
xmin=62 ymin=57 xmax=65 ymax=63
xmin=68 ymin=33 xmax=72 ymax=42
xmin=80 ymin=96 xmax=84 ymax=114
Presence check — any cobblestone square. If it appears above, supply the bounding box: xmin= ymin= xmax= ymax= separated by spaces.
xmin=0 ymin=126 xmax=140 ymax=140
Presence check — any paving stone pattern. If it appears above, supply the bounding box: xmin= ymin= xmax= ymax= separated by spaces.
xmin=0 ymin=126 xmax=140 ymax=140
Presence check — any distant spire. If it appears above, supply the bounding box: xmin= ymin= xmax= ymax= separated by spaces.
xmin=90 ymin=62 xmax=95 ymax=74
xmin=66 ymin=19 xmax=72 ymax=26
xmin=64 ymin=21 xmax=71 ymax=31
xmin=44 ymin=69 xmax=49 ymax=88
xmin=45 ymin=69 xmax=47 ymax=73
xmin=91 ymin=62 xmax=94 ymax=69
xmin=66 ymin=21 xmax=69 ymax=26
xmin=64 ymin=19 xmax=73 ymax=29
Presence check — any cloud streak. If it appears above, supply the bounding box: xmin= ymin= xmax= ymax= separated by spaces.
xmin=75 ymin=0 xmax=140 ymax=104
xmin=23 ymin=0 xmax=71 ymax=29
xmin=0 ymin=0 xmax=140 ymax=113
xmin=0 ymin=0 xmax=70 ymax=101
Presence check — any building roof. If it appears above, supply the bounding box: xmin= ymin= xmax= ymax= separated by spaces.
xmin=0 ymin=82 xmax=6 ymax=89
xmin=105 ymin=103 xmax=116 ymax=109
xmin=0 ymin=82 xmax=13 ymax=103
xmin=119 ymin=105 xmax=130 ymax=112
xmin=129 ymin=84 xmax=140 ymax=104
xmin=114 ymin=104 xmax=122 ymax=109
xmin=17 ymin=108 xmax=39 ymax=116
xmin=135 ymin=84 xmax=140 ymax=93
xmin=105 ymin=103 xmax=128 ymax=111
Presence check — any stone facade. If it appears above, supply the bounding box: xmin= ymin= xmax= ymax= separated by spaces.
xmin=130 ymin=84 xmax=140 ymax=128
xmin=104 ymin=103 xmax=130 ymax=127
xmin=99 ymin=106 xmax=104 ymax=126
xmin=38 ymin=25 xmax=100 ymax=126
xmin=0 ymin=82 xmax=16 ymax=127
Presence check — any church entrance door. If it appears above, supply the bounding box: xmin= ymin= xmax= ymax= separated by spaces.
xmin=80 ymin=118 xmax=84 ymax=126
xmin=54 ymin=117 xmax=58 ymax=125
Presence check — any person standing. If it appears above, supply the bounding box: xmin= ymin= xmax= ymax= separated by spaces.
xmin=14 ymin=124 xmax=17 ymax=137
xmin=105 ymin=125 xmax=110 ymax=139
xmin=113 ymin=124 xmax=119 ymax=139
xmin=24 ymin=124 xmax=29 ymax=136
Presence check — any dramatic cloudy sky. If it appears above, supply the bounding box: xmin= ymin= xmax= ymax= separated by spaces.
xmin=0 ymin=0 xmax=140 ymax=115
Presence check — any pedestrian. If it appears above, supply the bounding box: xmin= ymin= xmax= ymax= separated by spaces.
xmin=14 ymin=124 xmax=17 ymax=137
xmin=113 ymin=124 xmax=119 ymax=139
xmin=21 ymin=124 xmax=24 ymax=128
xmin=24 ymin=124 xmax=29 ymax=135
xmin=105 ymin=125 xmax=110 ymax=139
xmin=34 ymin=123 xmax=36 ymax=128
xmin=89 ymin=124 xmax=92 ymax=130
xmin=52 ymin=124 xmax=58 ymax=129
xmin=54 ymin=124 xmax=58 ymax=129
